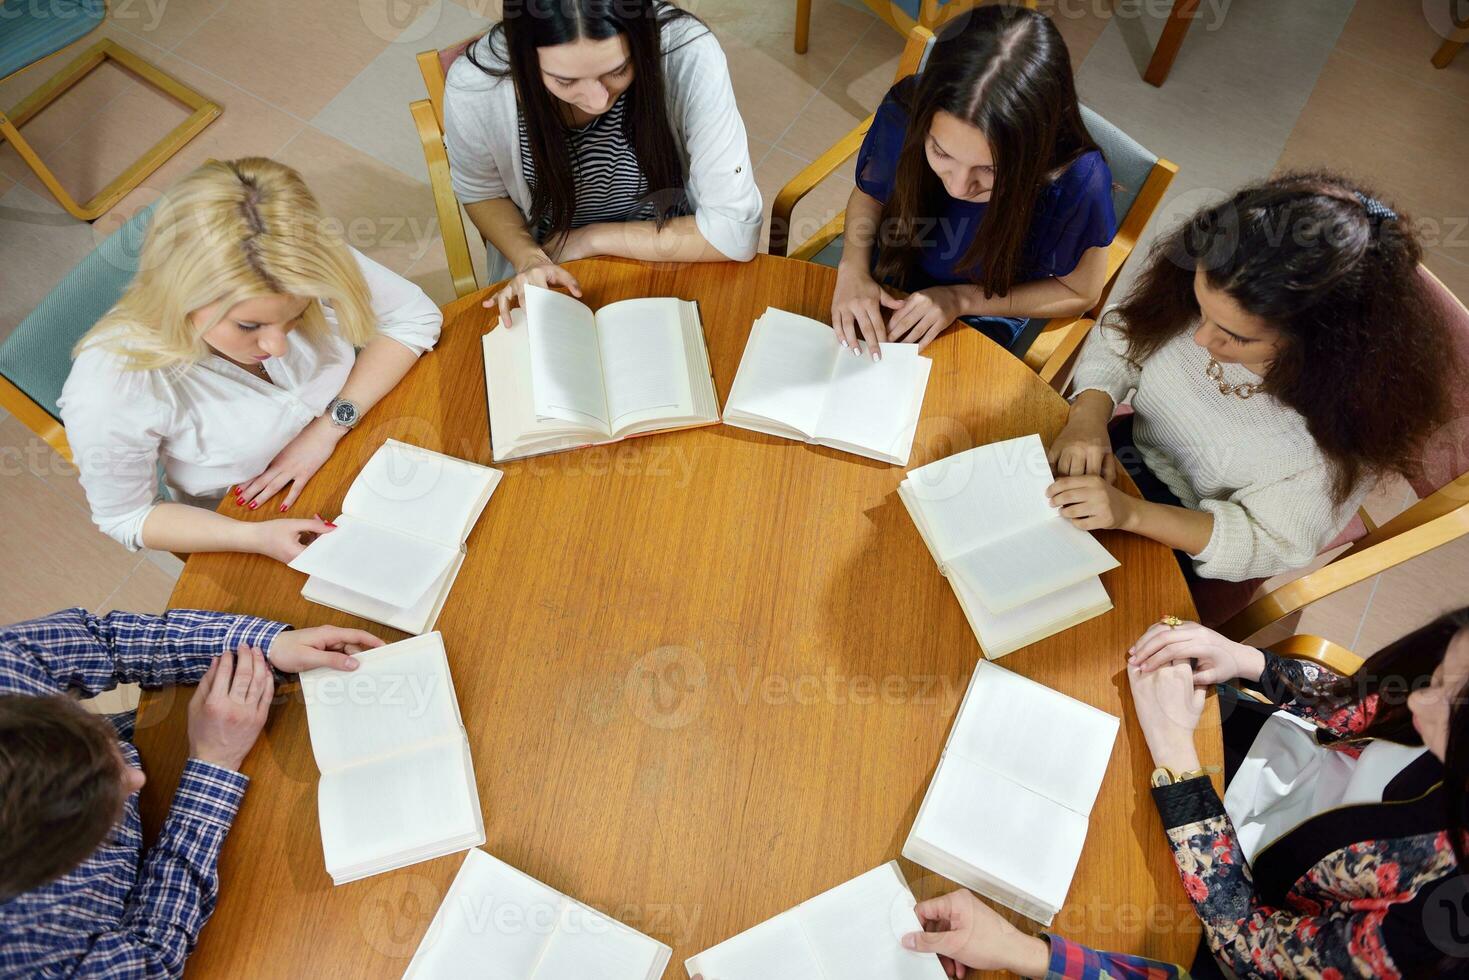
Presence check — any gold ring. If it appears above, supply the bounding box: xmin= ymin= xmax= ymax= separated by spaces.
xmin=1162 ymin=615 xmax=1183 ymax=629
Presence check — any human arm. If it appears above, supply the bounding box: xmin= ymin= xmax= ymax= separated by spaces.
xmin=831 ymin=185 xmax=903 ymax=356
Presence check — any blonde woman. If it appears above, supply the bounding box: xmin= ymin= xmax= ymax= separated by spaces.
xmin=58 ymin=158 xmax=443 ymax=563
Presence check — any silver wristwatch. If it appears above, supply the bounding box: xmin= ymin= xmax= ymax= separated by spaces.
xmin=324 ymin=397 xmax=361 ymax=429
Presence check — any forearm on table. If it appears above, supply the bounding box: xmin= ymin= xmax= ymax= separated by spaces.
xmin=1066 ymin=388 xmax=1116 ymax=430
xmin=575 ymin=215 xmax=726 ymax=263
xmin=1125 ymin=499 xmax=1214 ymax=557
xmin=944 ymin=275 xmax=1096 ymax=320
xmin=464 ymin=197 xmax=547 ymax=273
xmin=837 ymin=187 xmax=882 ymax=272
xmin=333 ymin=335 xmax=420 ymax=415
xmin=140 ymin=503 xmax=262 ymax=556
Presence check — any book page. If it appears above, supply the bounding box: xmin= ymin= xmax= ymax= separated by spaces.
xmin=287 ymin=513 xmax=459 ymax=611
xmin=812 ymin=345 xmax=930 ymax=463
xmin=318 ymin=739 xmax=481 ymax=881
xmin=796 ymin=863 xmax=946 ymax=980
xmin=944 ymin=519 xmax=1118 ymax=613
xmin=525 ymin=284 xmax=610 ymax=431
xmin=301 ymin=549 xmax=463 ymax=636
xmin=902 ymin=435 xmax=1057 ymax=562
xmin=947 ymin=661 xmax=1118 ymax=815
xmin=913 ymin=752 xmax=1090 ymax=917
xmin=341 ymin=440 xmax=500 ymax=548
xmin=534 ymin=901 xmax=667 ymax=980
xmin=684 ymin=911 xmax=826 ymax=980
xmin=594 ymin=297 xmax=696 ymax=434
xmin=405 ymin=849 xmax=558 ymax=980
xmin=725 ymin=309 xmax=840 ymax=437
xmin=950 ymin=573 xmax=1111 ymax=659
xmin=300 ymin=633 xmax=462 ymax=773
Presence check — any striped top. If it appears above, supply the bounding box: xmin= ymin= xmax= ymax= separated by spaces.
xmin=517 ymin=93 xmax=689 ymax=237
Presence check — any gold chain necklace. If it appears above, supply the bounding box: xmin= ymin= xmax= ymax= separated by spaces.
xmin=1206 ymin=356 xmax=1263 ymax=399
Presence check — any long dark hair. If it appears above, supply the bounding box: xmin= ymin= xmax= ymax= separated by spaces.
xmin=1108 ymin=172 xmax=1459 ymax=505
xmin=873 ymin=4 xmax=1100 ymax=295
xmin=468 ymin=0 xmax=703 ymax=246
xmin=1304 ymin=607 xmax=1469 ymax=868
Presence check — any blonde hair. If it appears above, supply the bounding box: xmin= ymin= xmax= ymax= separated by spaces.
xmin=77 ymin=157 xmax=377 ymax=371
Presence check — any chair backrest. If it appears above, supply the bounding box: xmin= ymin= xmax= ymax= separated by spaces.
xmin=0 ymin=0 xmax=105 ymax=82
xmin=1079 ymin=107 xmax=1157 ymax=229
xmin=0 ymin=202 xmax=156 ymax=424
xmin=418 ymin=36 xmax=478 ymax=128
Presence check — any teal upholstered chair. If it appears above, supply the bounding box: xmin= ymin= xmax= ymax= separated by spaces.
xmin=0 ymin=0 xmax=219 ymax=220
xmin=770 ymin=23 xmax=1178 ymax=388
xmin=0 ymin=202 xmax=156 ymax=461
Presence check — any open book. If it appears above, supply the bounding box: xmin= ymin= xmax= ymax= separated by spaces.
xmin=903 ymin=660 xmax=1118 ymax=926
xmin=684 ymin=862 xmax=946 ymax=980
xmin=724 ymin=308 xmax=932 ymax=465
xmin=300 ymin=633 xmax=484 ymax=885
xmin=899 ymin=433 xmax=1118 ymax=657
xmin=483 ymin=284 xmax=720 ymax=462
xmin=289 ymin=440 xmax=501 ymax=635
xmin=404 ymin=848 xmax=671 ymax=980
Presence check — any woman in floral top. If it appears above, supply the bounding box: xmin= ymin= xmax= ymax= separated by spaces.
xmin=1128 ymin=607 xmax=1469 ymax=977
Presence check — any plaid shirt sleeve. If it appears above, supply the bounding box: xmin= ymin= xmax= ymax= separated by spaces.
xmin=62 ymin=760 xmax=250 ymax=977
xmin=1045 ymin=934 xmax=1190 ymax=980
xmin=0 ymin=607 xmax=288 ymax=698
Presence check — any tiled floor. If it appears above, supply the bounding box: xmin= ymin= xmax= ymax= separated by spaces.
xmin=1 ymin=0 xmax=1466 ymax=656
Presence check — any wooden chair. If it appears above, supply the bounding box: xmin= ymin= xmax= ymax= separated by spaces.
xmin=1219 ymin=267 xmax=1469 ymax=642
xmin=794 ymin=0 xmax=1034 ymax=55
xmin=0 ymin=1 xmax=220 ymax=220
xmin=410 ymin=38 xmax=480 ymax=299
xmin=771 ymin=25 xmax=1178 ymax=390
xmin=1432 ymin=24 xmax=1468 ymax=69
xmin=1141 ymin=0 xmax=1201 ymax=86
xmin=1234 ymin=633 xmax=1364 ymax=707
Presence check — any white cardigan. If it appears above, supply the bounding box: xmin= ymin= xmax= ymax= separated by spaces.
xmin=443 ymin=13 xmax=762 ymax=282
xmin=58 ymin=249 xmax=443 ymax=551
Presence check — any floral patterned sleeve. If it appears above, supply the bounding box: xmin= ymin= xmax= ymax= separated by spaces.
xmin=1150 ymin=779 xmax=1456 ymax=978
xmin=1245 ymin=648 xmax=1378 ymax=739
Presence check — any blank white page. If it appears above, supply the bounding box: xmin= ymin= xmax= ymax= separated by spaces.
xmin=796 ymin=863 xmax=947 ymax=980
xmin=902 ymin=434 xmax=1057 ymax=561
xmin=341 ymin=441 xmax=500 ymax=547
xmin=405 ymin=849 xmax=558 ymax=980
xmin=595 ymin=297 xmax=695 ymax=432
xmin=726 ymin=309 xmax=839 ymax=436
xmin=525 ymin=285 xmax=610 ymax=430
xmin=288 ymin=515 xmax=459 ymax=622
xmin=534 ymin=902 xmax=666 ymax=980
xmin=811 ymin=345 xmax=927 ymax=459
xmin=301 ymin=633 xmax=462 ymax=773
xmin=914 ymin=752 xmax=1089 ymax=916
xmin=944 ymin=518 xmax=1119 ymax=613
xmin=947 ymin=660 xmax=1118 ymax=816
xmin=684 ymin=911 xmax=825 ymax=980
xmin=318 ymin=740 xmax=480 ymax=879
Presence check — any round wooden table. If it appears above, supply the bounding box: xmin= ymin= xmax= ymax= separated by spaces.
xmin=136 ymin=254 xmax=1221 ymax=976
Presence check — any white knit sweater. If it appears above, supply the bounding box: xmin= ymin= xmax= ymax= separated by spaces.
xmin=1071 ymin=322 xmax=1369 ymax=581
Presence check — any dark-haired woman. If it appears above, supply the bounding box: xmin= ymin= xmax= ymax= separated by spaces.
xmin=444 ymin=0 xmax=761 ymax=322
xmin=1046 ymin=173 xmax=1458 ymax=590
xmin=831 ymin=5 xmax=1116 ymax=357
xmin=1127 ymin=609 xmax=1469 ymax=977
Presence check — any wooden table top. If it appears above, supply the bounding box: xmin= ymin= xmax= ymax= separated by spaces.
xmin=136 ymin=254 xmax=1220 ymax=977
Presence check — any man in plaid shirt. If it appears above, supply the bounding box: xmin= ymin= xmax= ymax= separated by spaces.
xmin=0 ymin=607 xmax=382 ymax=978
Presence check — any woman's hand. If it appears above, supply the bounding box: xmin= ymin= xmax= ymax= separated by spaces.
xmin=831 ymin=263 xmax=902 ymax=358
xmin=267 ymin=625 xmax=386 ymax=673
xmin=1047 ymin=414 xmax=1117 ymax=482
xmin=1045 ymin=475 xmax=1138 ymax=531
xmin=247 ymin=515 xmax=335 ymax=564
xmin=887 ymin=285 xmax=964 ymax=350
xmin=236 ymin=417 xmax=346 ymax=513
xmin=901 ymin=889 xmax=1051 ymax=978
xmin=1128 ymin=620 xmax=1266 ymax=685
xmin=484 ymin=255 xmax=584 ymax=326
xmin=1127 ymin=658 xmax=1205 ymax=773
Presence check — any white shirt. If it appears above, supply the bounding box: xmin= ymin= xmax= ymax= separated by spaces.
xmin=1224 ymin=710 xmax=1429 ymax=865
xmin=58 ymin=249 xmax=443 ymax=551
xmin=443 ymin=10 xmax=762 ymax=282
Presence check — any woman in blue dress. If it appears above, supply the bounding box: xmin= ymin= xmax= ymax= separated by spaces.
xmin=831 ymin=5 xmax=1116 ymax=357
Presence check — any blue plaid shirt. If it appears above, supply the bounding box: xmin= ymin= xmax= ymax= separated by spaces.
xmin=0 ymin=608 xmax=289 ymax=979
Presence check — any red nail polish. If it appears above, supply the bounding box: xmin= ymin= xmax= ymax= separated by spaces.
xmin=324 ymin=520 xmax=338 ymax=529
xmin=279 ymin=504 xmax=287 ymax=513
xmin=248 ymin=502 xmax=258 ymax=510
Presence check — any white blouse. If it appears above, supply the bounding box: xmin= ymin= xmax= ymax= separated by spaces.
xmin=1223 ymin=710 xmax=1429 ymax=865
xmin=58 ymin=249 xmax=443 ymax=551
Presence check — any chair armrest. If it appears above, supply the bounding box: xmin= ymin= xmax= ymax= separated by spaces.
xmin=1270 ymin=634 xmax=1364 ymax=677
xmin=1034 ymin=317 xmax=1094 ymax=391
xmin=769 ymin=115 xmax=872 ymax=257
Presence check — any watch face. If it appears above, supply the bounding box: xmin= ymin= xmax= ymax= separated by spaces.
xmin=332 ymin=400 xmax=357 ymax=425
